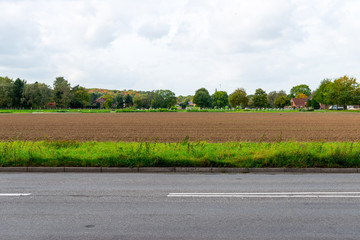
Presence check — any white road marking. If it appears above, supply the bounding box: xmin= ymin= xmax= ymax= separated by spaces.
xmin=0 ymin=193 xmax=31 ymax=197
xmin=167 ymin=192 xmax=360 ymax=198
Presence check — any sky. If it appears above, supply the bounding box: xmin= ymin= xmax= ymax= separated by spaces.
xmin=1 ymin=0 xmax=360 ymax=96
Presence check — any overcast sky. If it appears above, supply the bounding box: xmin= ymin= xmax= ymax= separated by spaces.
xmin=1 ymin=0 xmax=360 ymax=96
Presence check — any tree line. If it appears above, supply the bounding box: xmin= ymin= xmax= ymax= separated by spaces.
xmin=0 ymin=76 xmax=177 ymax=109
xmin=0 ymin=76 xmax=90 ymax=109
xmin=0 ymin=75 xmax=359 ymax=109
xmin=98 ymin=89 xmax=177 ymax=109
xmin=192 ymin=76 xmax=360 ymax=109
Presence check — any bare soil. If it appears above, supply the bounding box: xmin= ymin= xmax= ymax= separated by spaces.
xmin=1 ymin=112 xmax=360 ymax=142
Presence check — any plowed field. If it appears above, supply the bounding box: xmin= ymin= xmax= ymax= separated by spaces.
xmin=1 ymin=112 xmax=360 ymax=142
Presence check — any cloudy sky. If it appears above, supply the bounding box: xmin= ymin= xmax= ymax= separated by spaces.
xmin=1 ymin=0 xmax=360 ymax=95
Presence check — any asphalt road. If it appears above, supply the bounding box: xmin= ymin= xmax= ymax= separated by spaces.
xmin=1 ymin=173 xmax=360 ymax=240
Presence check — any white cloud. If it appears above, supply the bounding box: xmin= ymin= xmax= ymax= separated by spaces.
xmin=0 ymin=0 xmax=360 ymax=95
xmin=138 ymin=23 xmax=170 ymax=40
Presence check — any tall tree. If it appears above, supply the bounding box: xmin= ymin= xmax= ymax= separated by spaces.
xmin=229 ymin=88 xmax=248 ymax=108
xmin=252 ymin=88 xmax=269 ymax=108
xmin=13 ymin=78 xmax=26 ymax=108
xmin=104 ymin=98 xmax=113 ymax=109
xmin=312 ymin=99 xmax=320 ymax=109
xmin=38 ymin=83 xmax=53 ymax=108
xmin=23 ymin=82 xmax=52 ymax=108
xmin=313 ymin=79 xmax=333 ymax=106
xmin=329 ymin=76 xmax=359 ymax=109
xmin=267 ymin=90 xmax=286 ymax=108
xmin=211 ymin=91 xmax=229 ymax=108
xmin=0 ymin=77 xmax=14 ymax=108
xmin=290 ymin=84 xmax=311 ymax=98
xmin=124 ymin=94 xmax=133 ymax=108
xmin=151 ymin=90 xmax=177 ymax=108
xmin=193 ymin=88 xmax=212 ymax=108
xmin=115 ymin=94 xmax=124 ymax=109
xmin=53 ymin=77 xmax=71 ymax=108
xmin=274 ymin=95 xmax=289 ymax=108
xmin=70 ymin=85 xmax=90 ymax=108
xmin=133 ymin=94 xmax=152 ymax=109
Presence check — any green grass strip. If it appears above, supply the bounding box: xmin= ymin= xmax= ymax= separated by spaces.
xmin=1 ymin=140 xmax=360 ymax=168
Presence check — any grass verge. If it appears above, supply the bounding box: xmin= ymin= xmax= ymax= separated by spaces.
xmin=0 ymin=140 xmax=360 ymax=168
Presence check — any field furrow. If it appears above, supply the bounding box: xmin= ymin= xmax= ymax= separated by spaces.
xmin=1 ymin=112 xmax=360 ymax=142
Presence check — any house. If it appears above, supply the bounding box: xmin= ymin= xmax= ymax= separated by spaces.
xmin=291 ymin=98 xmax=307 ymax=108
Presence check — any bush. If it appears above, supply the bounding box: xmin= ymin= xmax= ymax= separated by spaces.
xmin=186 ymin=107 xmax=209 ymax=112
xmin=299 ymin=108 xmax=314 ymax=112
xmin=115 ymin=108 xmax=177 ymax=113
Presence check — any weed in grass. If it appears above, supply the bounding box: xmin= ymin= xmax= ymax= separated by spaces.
xmin=259 ymin=133 xmax=266 ymax=142
xmin=45 ymin=139 xmax=80 ymax=149
xmin=181 ymin=135 xmax=190 ymax=145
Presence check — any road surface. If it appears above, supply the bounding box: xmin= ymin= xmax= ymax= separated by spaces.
xmin=1 ymin=173 xmax=360 ymax=239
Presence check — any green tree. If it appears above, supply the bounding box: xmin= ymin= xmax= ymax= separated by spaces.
xmin=102 ymin=94 xmax=114 ymax=100
xmin=179 ymin=101 xmax=188 ymax=109
xmin=95 ymin=102 xmax=101 ymax=109
xmin=211 ymin=91 xmax=229 ymax=108
xmin=177 ymin=95 xmax=192 ymax=109
xmin=13 ymin=78 xmax=26 ymax=108
xmin=247 ymin=95 xmax=254 ymax=108
xmin=104 ymin=98 xmax=113 ymax=109
xmin=0 ymin=77 xmax=14 ymax=108
xmin=23 ymin=82 xmax=52 ymax=108
xmin=193 ymin=88 xmax=212 ymax=108
xmin=274 ymin=95 xmax=289 ymax=108
xmin=252 ymin=88 xmax=268 ymax=108
xmin=290 ymin=84 xmax=311 ymax=98
xmin=267 ymin=91 xmax=277 ymax=108
xmin=115 ymin=94 xmax=124 ymax=109
xmin=90 ymin=92 xmax=102 ymax=104
xmin=38 ymin=83 xmax=53 ymax=108
xmin=151 ymin=90 xmax=177 ymax=108
xmin=329 ymin=76 xmax=359 ymax=109
xmin=313 ymin=79 xmax=333 ymax=106
xmin=133 ymin=94 xmax=152 ymax=109
xmin=229 ymin=88 xmax=248 ymax=108
xmin=311 ymin=99 xmax=320 ymax=109
xmin=53 ymin=77 xmax=71 ymax=108
xmin=124 ymin=94 xmax=133 ymax=108
xmin=267 ymin=90 xmax=287 ymax=108
xmin=70 ymin=85 xmax=90 ymax=108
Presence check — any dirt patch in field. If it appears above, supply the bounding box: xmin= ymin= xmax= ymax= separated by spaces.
xmin=0 ymin=112 xmax=360 ymax=142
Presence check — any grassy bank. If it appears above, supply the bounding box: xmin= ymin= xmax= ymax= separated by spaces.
xmin=1 ymin=140 xmax=360 ymax=168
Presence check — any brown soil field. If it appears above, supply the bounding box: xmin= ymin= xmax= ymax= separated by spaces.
xmin=0 ymin=112 xmax=360 ymax=142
